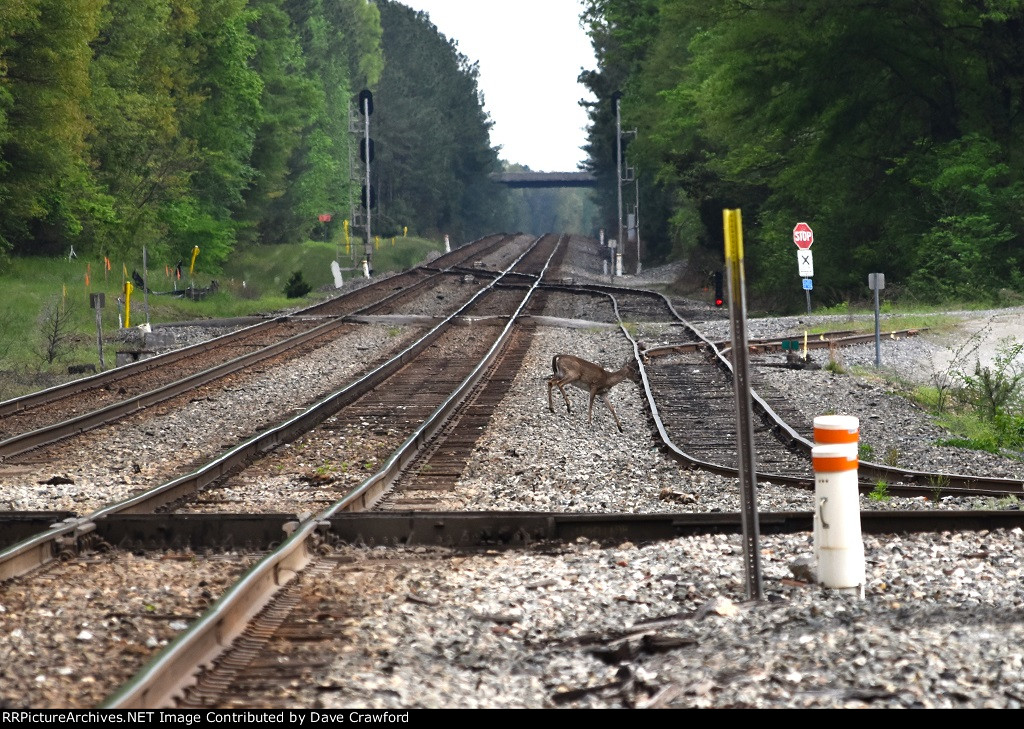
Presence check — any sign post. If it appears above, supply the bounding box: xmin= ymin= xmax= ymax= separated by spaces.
xmin=793 ymin=222 xmax=814 ymax=314
xmin=723 ymin=208 xmax=764 ymax=602
xmin=90 ymin=292 xmax=106 ymax=371
xmin=869 ymin=273 xmax=885 ymax=367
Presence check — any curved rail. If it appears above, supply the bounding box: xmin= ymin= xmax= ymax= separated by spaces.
xmin=529 ymin=281 xmax=1024 ymax=498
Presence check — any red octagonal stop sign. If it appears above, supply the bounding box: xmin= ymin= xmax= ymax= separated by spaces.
xmin=793 ymin=222 xmax=813 ymax=249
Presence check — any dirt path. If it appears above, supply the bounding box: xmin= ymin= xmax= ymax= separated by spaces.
xmin=925 ymin=307 xmax=1024 ymax=377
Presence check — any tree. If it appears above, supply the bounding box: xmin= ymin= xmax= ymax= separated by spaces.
xmin=0 ymin=0 xmax=104 ymax=260
xmin=583 ymin=0 xmax=1024 ymax=309
xmin=373 ymin=2 xmax=506 ymax=241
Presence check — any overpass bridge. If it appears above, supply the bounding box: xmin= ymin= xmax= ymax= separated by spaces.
xmin=490 ymin=171 xmax=597 ymax=188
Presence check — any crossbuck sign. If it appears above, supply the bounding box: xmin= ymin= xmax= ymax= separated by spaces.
xmin=798 ymin=249 xmax=814 ymax=277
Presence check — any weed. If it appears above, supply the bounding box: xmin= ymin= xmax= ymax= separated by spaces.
xmin=284 ymin=271 xmax=312 ymax=299
xmin=387 ymin=326 xmax=401 ymax=337
xmin=927 ymin=474 xmax=950 ymax=502
xmin=883 ymin=447 xmax=901 ymax=467
xmin=35 ymin=295 xmax=78 ymax=366
xmin=869 ymin=480 xmax=891 ymax=502
xmin=859 ymin=443 xmax=875 ymax=460
xmin=314 ymin=460 xmax=334 ymax=476
xmin=937 ymin=435 xmax=1001 ymax=454
xmin=980 ymin=495 xmax=1020 ymax=510
xmin=825 ymin=356 xmax=846 ymax=375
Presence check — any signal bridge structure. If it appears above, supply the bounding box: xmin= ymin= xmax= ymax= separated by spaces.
xmin=490 ymin=171 xmax=597 ymax=189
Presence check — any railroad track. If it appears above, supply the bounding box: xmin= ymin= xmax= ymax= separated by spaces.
xmin=3 ymin=233 xmax=1024 ymax=710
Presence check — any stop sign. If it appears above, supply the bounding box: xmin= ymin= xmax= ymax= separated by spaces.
xmin=793 ymin=222 xmax=813 ymax=249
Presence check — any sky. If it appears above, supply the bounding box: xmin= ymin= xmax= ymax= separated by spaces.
xmin=399 ymin=0 xmax=597 ymax=173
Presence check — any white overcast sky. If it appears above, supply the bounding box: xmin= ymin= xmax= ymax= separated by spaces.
xmin=398 ymin=0 xmax=597 ymax=172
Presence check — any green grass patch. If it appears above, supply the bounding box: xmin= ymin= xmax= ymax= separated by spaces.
xmin=801 ymin=309 xmax=959 ymax=337
xmin=0 ymin=236 xmax=444 ymax=397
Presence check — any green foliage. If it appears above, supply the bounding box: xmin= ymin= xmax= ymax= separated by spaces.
xmin=899 ymin=135 xmax=1021 ymax=302
xmin=979 ymin=495 xmax=1020 ymax=510
xmin=283 ymin=271 xmax=312 ymax=299
xmin=954 ymin=338 xmax=1024 ymax=420
xmin=869 ymin=480 xmax=890 ymax=502
xmin=918 ymin=334 xmax=1024 ymax=457
xmin=824 ymin=355 xmax=846 ymax=375
xmin=0 ymin=0 xmax=390 ymax=273
xmin=503 ymin=170 xmax=601 ymax=237
xmin=0 ymin=0 xmax=104 ymax=258
xmin=373 ymin=1 xmax=508 ymax=241
xmin=582 ymin=0 xmax=1024 ymax=311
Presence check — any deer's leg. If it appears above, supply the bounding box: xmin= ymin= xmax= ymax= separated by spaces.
xmin=602 ymin=394 xmax=624 ymax=432
xmin=547 ymin=379 xmax=556 ymax=413
xmin=557 ymin=383 xmax=573 ymax=413
xmin=587 ymin=391 xmax=597 ymax=423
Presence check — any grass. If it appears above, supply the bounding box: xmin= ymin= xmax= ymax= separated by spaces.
xmin=0 ymin=235 xmax=444 ymax=399
xmin=803 ymin=309 xmax=961 ymax=337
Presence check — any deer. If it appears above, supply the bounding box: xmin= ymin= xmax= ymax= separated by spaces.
xmin=546 ymin=354 xmax=642 ymax=432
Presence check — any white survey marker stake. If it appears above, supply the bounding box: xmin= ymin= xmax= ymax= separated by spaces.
xmin=798 ymin=249 xmax=814 ymax=277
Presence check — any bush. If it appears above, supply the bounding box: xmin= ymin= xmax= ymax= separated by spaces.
xmin=284 ymin=271 xmax=311 ymax=299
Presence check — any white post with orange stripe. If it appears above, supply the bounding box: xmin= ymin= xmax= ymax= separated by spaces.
xmin=812 ymin=415 xmax=865 ymax=597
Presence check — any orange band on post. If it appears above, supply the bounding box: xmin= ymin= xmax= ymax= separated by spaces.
xmin=814 ymin=427 xmax=859 ymax=444
xmin=813 ymin=454 xmax=858 ymax=472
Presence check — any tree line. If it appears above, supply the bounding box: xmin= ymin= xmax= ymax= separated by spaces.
xmin=0 ymin=0 xmax=521 ymax=273
xmin=581 ymin=0 xmax=1024 ymax=309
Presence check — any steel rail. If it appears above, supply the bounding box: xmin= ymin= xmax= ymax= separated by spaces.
xmin=547 ymin=283 xmax=1024 ymax=498
xmin=0 ymin=237 xmax=552 ymax=582
xmin=0 ymin=317 xmax=350 ymax=460
xmin=6 ymin=507 xmax=1022 ymax=554
xmin=0 ymin=238 xmax=527 ymax=460
xmin=322 ymin=238 xmax=562 ymax=516
xmin=0 ymin=315 xmax=288 ymax=418
xmin=100 ymin=234 xmax=563 ymax=709
xmin=0 ymin=234 xmax=514 ymax=419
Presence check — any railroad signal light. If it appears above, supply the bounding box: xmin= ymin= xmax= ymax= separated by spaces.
xmin=714 ymin=271 xmax=724 ymax=307
xmin=361 ymin=184 xmax=376 ymax=209
xmin=358 ymin=89 xmax=373 ymax=116
xmin=360 ymin=137 xmax=374 ymax=164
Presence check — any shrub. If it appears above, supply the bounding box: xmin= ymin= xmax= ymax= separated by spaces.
xmin=284 ymin=271 xmax=311 ymax=299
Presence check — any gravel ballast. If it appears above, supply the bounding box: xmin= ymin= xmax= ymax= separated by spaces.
xmin=229 ymin=237 xmax=1024 ymax=709
xmin=4 ymin=234 xmax=1024 ymax=709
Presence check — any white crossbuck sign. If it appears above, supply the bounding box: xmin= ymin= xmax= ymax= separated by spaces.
xmin=797 ymin=250 xmax=814 ymax=277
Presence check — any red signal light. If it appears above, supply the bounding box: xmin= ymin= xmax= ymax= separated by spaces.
xmin=715 ymin=297 xmax=724 ymax=307
xmin=713 ymin=271 xmax=724 ymax=307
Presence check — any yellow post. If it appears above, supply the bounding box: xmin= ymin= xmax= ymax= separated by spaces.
xmin=722 ymin=208 xmax=763 ymax=601
xmin=124 ymin=281 xmax=134 ymax=328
